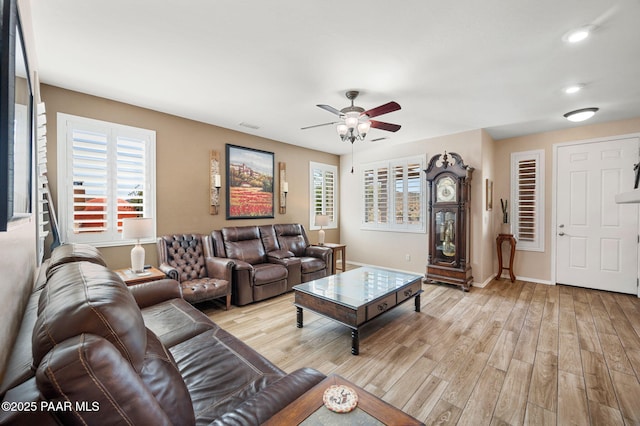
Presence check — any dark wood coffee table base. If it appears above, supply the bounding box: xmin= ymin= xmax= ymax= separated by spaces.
xmin=263 ymin=374 xmax=424 ymax=425
xmin=295 ymin=289 xmax=421 ymax=355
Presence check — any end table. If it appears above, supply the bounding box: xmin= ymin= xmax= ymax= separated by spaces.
xmin=316 ymin=243 xmax=346 ymax=274
xmin=115 ymin=266 xmax=166 ymax=286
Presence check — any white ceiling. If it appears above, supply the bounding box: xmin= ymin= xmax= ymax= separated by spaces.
xmin=29 ymin=0 xmax=640 ymax=155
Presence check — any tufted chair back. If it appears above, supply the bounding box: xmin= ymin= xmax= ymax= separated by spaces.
xmin=158 ymin=234 xmax=207 ymax=282
xmin=157 ymin=234 xmax=232 ymax=308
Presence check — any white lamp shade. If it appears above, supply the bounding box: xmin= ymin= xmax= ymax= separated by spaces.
xmin=122 ymin=218 xmax=154 ymax=240
xmin=315 ymin=214 xmax=330 ymax=227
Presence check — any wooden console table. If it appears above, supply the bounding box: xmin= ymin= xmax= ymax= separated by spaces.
xmin=496 ymin=234 xmax=516 ymax=283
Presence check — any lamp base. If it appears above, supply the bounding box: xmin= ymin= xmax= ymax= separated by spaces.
xmin=131 ymin=243 xmax=145 ymax=273
xmin=318 ymin=229 xmax=325 ymax=246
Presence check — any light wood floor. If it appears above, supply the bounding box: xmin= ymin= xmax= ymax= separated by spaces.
xmin=204 ymin=270 xmax=640 ymax=425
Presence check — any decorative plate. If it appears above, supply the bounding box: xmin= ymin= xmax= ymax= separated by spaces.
xmin=322 ymin=384 xmax=358 ymax=413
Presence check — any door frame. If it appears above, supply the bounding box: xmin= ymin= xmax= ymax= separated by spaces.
xmin=551 ymin=132 xmax=640 ymax=296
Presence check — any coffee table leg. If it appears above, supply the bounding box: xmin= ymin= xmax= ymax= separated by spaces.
xmin=351 ymin=329 xmax=359 ymax=355
xmin=415 ymin=294 xmax=421 ymax=312
xmin=296 ymin=306 xmax=303 ymax=328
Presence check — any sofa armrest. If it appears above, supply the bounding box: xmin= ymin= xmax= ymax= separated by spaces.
xmin=267 ymin=249 xmax=294 ymax=260
xmin=158 ymin=262 xmax=179 ymax=281
xmin=210 ymin=367 xmax=326 ymax=426
xmin=205 ymin=256 xmax=234 ymax=281
xmin=305 ymin=245 xmax=332 ymax=262
xmin=128 ymin=279 xmax=183 ymax=308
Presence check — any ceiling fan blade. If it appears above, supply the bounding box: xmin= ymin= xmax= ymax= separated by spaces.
xmin=370 ymin=120 xmax=401 ymax=132
xmin=316 ymin=104 xmax=344 ymax=117
xmin=363 ymin=101 xmax=401 ymax=118
xmin=301 ymin=121 xmax=338 ymax=130
xmin=370 ymin=137 xmax=389 ymax=142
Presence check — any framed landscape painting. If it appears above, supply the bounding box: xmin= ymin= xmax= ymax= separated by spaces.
xmin=226 ymin=144 xmax=274 ymax=219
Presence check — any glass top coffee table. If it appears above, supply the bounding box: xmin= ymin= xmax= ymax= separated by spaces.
xmin=293 ymin=266 xmax=423 ymax=355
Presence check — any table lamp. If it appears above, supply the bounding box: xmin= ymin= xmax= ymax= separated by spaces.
xmin=122 ymin=218 xmax=153 ymax=273
xmin=315 ymin=214 xmax=330 ymax=245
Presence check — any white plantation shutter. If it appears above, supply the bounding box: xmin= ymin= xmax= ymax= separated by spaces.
xmin=309 ymin=162 xmax=338 ymax=229
xmin=362 ymin=156 xmax=425 ymax=232
xmin=511 ymin=150 xmax=544 ymax=251
xmin=377 ymin=167 xmax=389 ymax=225
xmin=58 ymin=113 xmax=156 ymax=246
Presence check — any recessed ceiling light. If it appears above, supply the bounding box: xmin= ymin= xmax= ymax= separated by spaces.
xmin=563 ymin=25 xmax=595 ymax=43
xmin=564 ymin=84 xmax=584 ymax=94
xmin=563 ymin=107 xmax=599 ymax=122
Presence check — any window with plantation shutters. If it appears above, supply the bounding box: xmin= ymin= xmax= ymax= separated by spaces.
xmin=511 ymin=150 xmax=544 ymax=251
xmin=362 ymin=155 xmax=425 ymax=232
xmin=309 ymin=162 xmax=338 ymax=229
xmin=57 ymin=113 xmax=156 ymax=246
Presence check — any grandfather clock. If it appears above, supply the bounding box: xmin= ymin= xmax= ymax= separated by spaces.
xmin=424 ymin=152 xmax=474 ymax=291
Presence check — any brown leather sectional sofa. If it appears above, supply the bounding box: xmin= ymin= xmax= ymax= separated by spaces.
xmin=0 ymin=243 xmax=325 ymax=425
xmin=209 ymin=224 xmax=333 ymax=306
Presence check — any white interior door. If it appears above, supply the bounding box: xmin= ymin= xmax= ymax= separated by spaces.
xmin=556 ymin=137 xmax=639 ymax=294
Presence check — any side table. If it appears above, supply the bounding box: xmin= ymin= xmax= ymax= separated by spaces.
xmin=496 ymin=234 xmax=516 ymax=283
xmin=263 ymin=374 xmax=423 ymax=425
xmin=316 ymin=243 xmax=346 ymax=274
xmin=114 ymin=266 xmax=166 ymax=286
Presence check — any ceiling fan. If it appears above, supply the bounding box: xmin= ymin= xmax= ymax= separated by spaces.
xmin=302 ymin=90 xmax=401 ymax=143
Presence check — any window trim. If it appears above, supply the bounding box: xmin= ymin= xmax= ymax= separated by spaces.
xmin=57 ymin=113 xmax=156 ymax=247
xmin=361 ymin=155 xmax=426 ymax=233
xmin=309 ymin=161 xmax=338 ymax=230
xmin=510 ymin=149 xmax=544 ymax=252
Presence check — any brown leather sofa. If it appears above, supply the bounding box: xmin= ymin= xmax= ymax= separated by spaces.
xmin=210 ymin=224 xmax=332 ymax=306
xmin=0 ymin=243 xmax=325 ymax=425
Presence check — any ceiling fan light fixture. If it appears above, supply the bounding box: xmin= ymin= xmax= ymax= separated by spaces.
xmin=358 ymin=121 xmax=371 ymax=138
xmin=345 ymin=112 xmax=359 ymax=130
xmin=563 ymin=107 xmax=599 ymax=122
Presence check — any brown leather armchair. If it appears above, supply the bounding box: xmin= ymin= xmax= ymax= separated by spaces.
xmin=272 ymin=224 xmax=332 ymax=283
xmin=157 ymin=234 xmax=232 ymax=309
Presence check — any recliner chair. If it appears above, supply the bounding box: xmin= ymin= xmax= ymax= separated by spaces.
xmin=272 ymin=224 xmax=332 ymax=283
xmin=157 ymin=234 xmax=232 ymax=309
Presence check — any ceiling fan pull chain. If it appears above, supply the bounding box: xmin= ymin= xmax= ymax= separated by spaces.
xmin=351 ymin=142 xmax=355 ymax=173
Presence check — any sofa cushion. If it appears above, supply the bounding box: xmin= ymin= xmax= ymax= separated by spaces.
xmin=273 ymin=224 xmax=309 ymax=257
xmin=222 ymin=226 xmax=267 ymax=265
xmin=140 ymin=328 xmax=195 ymax=426
xmin=36 ymin=334 xmax=174 ymax=426
xmin=33 ymin=262 xmax=147 ymax=372
xmin=0 ymin=290 xmax=42 ymax=396
xmin=253 ymin=263 xmax=288 ymax=286
xmin=141 ymin=298 xmax=216 ymax=348
xmin=180 ymin=277 xmax=229 ymax=304
xmin=169 ymin=327 xmax=285 ymax=423
xmin=300 ymin=257 xmax=326 ymax=274
xmin=45 ymin=243 xmax=106 ymax=279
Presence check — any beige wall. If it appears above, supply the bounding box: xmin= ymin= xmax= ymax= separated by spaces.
xmin=494 ymin=117 xmax=640 ymax=283
xmin=41 ymin=85 xmax=340 ymax=268
xmin=340 ymin=129 xmax=493 ymax=283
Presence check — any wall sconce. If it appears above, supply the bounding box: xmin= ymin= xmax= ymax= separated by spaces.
xmin=279 ymin=162 xmax=287 ymax=214
xmin=210 ymin=150 xmax=221 ymax=215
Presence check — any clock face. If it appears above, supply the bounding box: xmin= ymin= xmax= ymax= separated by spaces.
xmin=436 ymin=176 xmax=456 ymax=202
